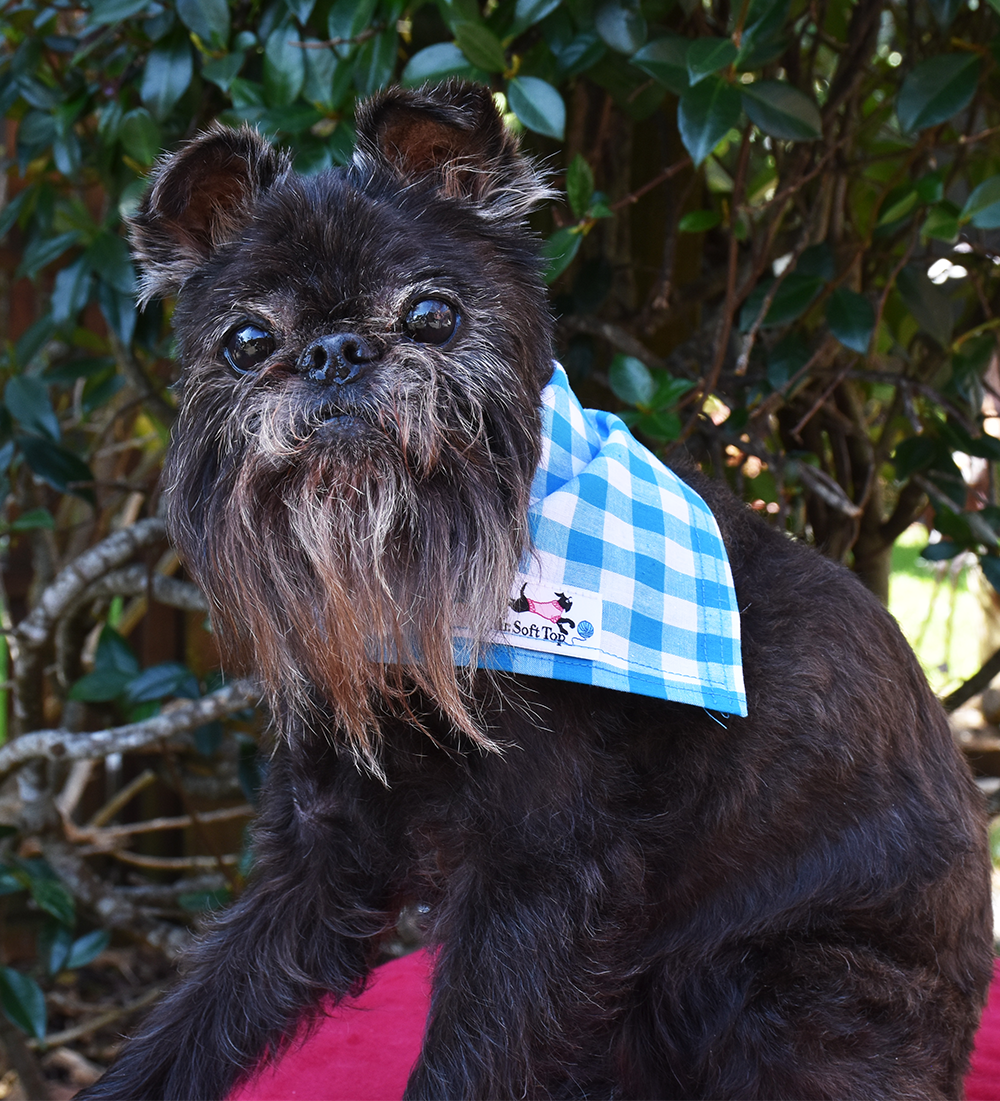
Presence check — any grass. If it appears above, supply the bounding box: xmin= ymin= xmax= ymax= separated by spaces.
xmin=888 ymin=525 xmax=984 ymax=697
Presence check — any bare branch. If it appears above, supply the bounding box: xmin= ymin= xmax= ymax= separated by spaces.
xmin=0 ymin=679 xmax=258 ymax=774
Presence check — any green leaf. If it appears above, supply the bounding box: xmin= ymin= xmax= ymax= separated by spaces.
xmin=927 ymin=0 xmax=964 ymax=28
xmin=981 ymin=554 xmax=1000 ymax=595
xmin=921 ymin=203 xmax=960 ymax=242
xmin=678 ymin=75 xmax=742 ymax=166
xmin=86 ymin=0 xmax=150 ymax=25
xmin=264 ymin=23 xmax=306 ymax=106
xmin=920 ymin=539 xmax=963 ymax=561
xmin=66 ymin=929 xmax=110 ymax=970
xmin=739 ymin=273 xmax=824 ymax=329
xmin=119 ymin=107 xmax=161 ymax=164
xmin=402 ymin=43 xmax=479 ymax=85
xmin=877 ymin=186 xmax=919 ymax=227
xmin=896 ymin=264 xmax=954 ymax=347
xmin=686 ymin=38 xmax=737 ymax=84
xmin=286 ymin=0 xmax=316 ymax=21
xmin=741 ymin=80 xmax=821 ymax=140
xmin=566 ymin=155 xmax=595 ymax=220
xmin=507 ymin=76 xmax=565 ymax=140
xmin=678 ymin=209 xmax=721 ymax=232
xmin=896 ymin=54 xmax=980 ymax=134
xmin=541 ymin=226 xmax=581 ymax=282
xmin=17 ymin=436 xmax=94 ymax=502
xmin=9 ymin=508 xmax=55 ymax=532
xmin=141 ymin=31 xmax=194 ymax=120
xmin=5 ymin=377 xmax=60 ymax=441
xmin=453 ymin=22 xmax=507 ymax=72
xmin=594 ymin=0 xmax=647 ymax=54
xmin=203 ymin=51 xmax=246 ymax=93
xmin=510 ymin=0 xmax=562 ymax=37
xmin=354 ymin=29 xmax=397 ymax=97
xmin=16 ymin=231 xmax=82 ymax=280
xmin=0 ymin=189 xmax=32 ymax=242
xmin=635 ymin=409 xmax=682 ymax=441
xmin=961 ymin=177 xmax=1000 ymax=230
xmin=30 ymin=877 xmax=75 ymax=927
xmin=87 ymin=233 xmax=135 ymax=296
xmin=301 ymin=42 xmax=338 ymax=104
xmin=826 ymin=288 xmax=875 ymax=355
xmin=893 ymin=435 xmax=946 ymax=481
xmin=178 ymin=888 xmax=231 ymax=912
xmin=609 ymin=354 xmax=655 ymax=406
xmin=327 ymin=0 xmax=378 ymax=57
xmin=630 ymin=36 xmax=689 ymax=95
xmin=51 ymin=257 xmax=92 ymax=326
xmin=0 ymin=968 xmax=46 ymax=1040
xmin=123 ymin=662 xmax=199 ymax=707
xmin=177 ymin=0 xmax=230 ymax=49
xmin=42 ymin=922 xmax=74 ymax=975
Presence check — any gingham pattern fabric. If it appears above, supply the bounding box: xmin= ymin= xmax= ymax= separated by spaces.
xmin=474 ymin=362 xmax=747 ymax=716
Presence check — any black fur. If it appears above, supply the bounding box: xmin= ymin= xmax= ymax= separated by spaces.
xmin=81 ymin=83 xmax=992 ymax=1101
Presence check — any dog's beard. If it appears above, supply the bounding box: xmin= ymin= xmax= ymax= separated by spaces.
xmin=166 ymin=360 xmax=537 ymax=772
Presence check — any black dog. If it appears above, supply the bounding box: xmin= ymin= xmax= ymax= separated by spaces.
xmin=82 ymin=82 xmax=992 ymax=1100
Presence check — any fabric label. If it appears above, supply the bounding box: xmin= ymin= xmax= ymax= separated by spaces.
xmin=499 ymin=571 xmax=604 ymax=659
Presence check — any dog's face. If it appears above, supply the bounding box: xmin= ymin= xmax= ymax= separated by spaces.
xmin=130 ymin=83 xmax=554 ymax=763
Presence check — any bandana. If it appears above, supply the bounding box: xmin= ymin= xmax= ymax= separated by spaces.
xmin=466 ymin=363 xmax=747 ymax=716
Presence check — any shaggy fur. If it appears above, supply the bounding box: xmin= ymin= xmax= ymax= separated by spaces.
xmin=83 ymin=82 xmax=992 ymax=1100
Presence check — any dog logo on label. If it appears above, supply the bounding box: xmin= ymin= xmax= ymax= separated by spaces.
xmin=509 ymin=583 xmax=576 ymax=637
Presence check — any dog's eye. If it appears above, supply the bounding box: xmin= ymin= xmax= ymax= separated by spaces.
xmin=403 ymin=300 xmax=458 ymax=345
xmin=223 ymin=324 xmax=276 ymax=374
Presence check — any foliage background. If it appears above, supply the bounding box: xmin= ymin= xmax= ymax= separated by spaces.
xmin=0 ymin=0 xmax=999 ymax=1090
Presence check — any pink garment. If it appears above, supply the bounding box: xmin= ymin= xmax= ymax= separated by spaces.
xmin=231 ymin=950 xmax=1000 ymax=1101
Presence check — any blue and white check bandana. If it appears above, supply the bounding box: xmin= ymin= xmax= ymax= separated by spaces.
xmin=471 ymin=362 xmax=747 ymax=716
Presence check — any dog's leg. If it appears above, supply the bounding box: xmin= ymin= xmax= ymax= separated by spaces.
xmin=618 ymin=937 xmax=984 ymax=1100
xmin=403 ymin=747 xmax=635 ymax=1101
xmin=80 ymin=743 xmax=399 ymax=1101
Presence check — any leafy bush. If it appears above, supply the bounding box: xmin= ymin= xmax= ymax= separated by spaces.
xmin=0 ymin=0 xmax=998 ymax=1081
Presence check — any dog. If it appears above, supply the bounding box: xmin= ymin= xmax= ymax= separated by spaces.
xmin=81 ymin=82 xmax=992 ymax=1100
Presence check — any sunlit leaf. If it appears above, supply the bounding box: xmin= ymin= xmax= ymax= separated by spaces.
xmin=402 ymin=43 xmax=479 ymax=85
xmin=507 ymin=76 xmax=565 ymax=139
xmin=594 ymin=0 xmax=647 ymax=54
xmin=609 ymin=354 xmax=655 ymax=406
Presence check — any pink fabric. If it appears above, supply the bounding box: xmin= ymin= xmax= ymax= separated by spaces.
xmin=230 ymin=950 xmax=1000 ymax=1101
xmin=228 ymin=950 xmax=432 ymax=1101
xmin=966 ymin=961 xmax=1000 ymax=1101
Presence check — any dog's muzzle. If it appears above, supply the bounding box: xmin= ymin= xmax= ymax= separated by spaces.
xmin=299 ymin=332 xmax=379 ymax=385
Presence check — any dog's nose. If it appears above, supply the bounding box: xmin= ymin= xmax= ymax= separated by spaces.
xmin=298 ymin=332 xmax=377 ymax=384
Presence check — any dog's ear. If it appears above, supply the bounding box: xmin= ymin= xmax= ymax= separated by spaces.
xmin=353 ymin=80 xmax=551 ymax=220
xmin=129 ymin=125 xmax=291 ymax=304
